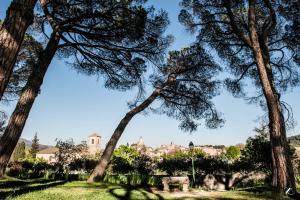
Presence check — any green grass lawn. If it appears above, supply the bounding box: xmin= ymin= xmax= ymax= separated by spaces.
xmin=0 ymin=178 xmax=293 ymax=200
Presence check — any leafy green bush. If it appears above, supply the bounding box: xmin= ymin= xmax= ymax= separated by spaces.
xmin=6 ymin=162 xmax=23 ymax=177
xmin=225 ymin=146 xmax=241 ymax=160
xmin=134 ymin=155 xmax=154 ymax=174
xmin=44 ymin=169 xmax=56 ymax=180
xmin=7 ymin=158 xmax=50 ymax=179
xmin=157 ymin=152 xmax=189 ymax=176
xmin=157 ymin=150 xmax=205 ymax=176
xmin=69 ymin=158 xmax=98 ymax=173
xmin=110 ymin=145 xmax=155 ymax=174
xmin=238 ymin=126 xmax=295 ymax=173
xmin=295 ymin=175 xmax=300 ymax=184
xmin=111 ymin=145 xmax=139 ymax=174
xmin=239 ymin=128 xmax=272 ymax=172
xmin=197 ymin=157 xmax=232 ymax=174
xmin=78 ymin=173 xmax=90 ymax=181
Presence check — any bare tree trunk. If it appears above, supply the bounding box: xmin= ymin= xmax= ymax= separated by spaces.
xmin=268 ymin=105 xmax=295 ymax=192
xmin=87 ymin=86 xmax=167 ymax=183
xmin=271 ymin=148 xmax=278 ymax=187
xmin=0 ymin=31 xmax=60 ymax=177
xmin=248 ymin=0 xmax=296 ymax=192
xmin=0 ymin=0 xmax=37 ymax=101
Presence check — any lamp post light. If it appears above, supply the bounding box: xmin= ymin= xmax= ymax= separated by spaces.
xmin=189 ymin=141 xmax=195 ymax=185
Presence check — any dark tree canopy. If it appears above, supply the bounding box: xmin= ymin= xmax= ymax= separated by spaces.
xmin=0 ymin=0 xmax=172 ymax=178
xmin=280 ymin=0 xmax=300 ymax=65
xmin=152 ymin=44 xmax=224 ymax=132
xmin=40 ymin=0 xmax=172 ymax=90
xmin=0 ymin=0 xmax=37 ymax=101
xmin=3 ymin=34 xmax=42 ymax=102
xmin=88 ymin=44 xmax=223 ymax=181
xmin=0 ymin=34 xmax=41 ymax=135
xmin=179 ymin=0 xmax=300 ymax=104
xmin=240 ymin=126 xmax=272 ymax=172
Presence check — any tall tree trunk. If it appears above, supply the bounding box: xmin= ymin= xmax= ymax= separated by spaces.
xmin=0 ymin=0 xmax=37 ymax=101
xmin=271 ymin=148 xmax=278 ymax=187
xmin=87 ymin=85 xmax=169 ymax=183
xmin=0 ymin=31 xmax=60 ymax=177
xmin=268 ymin=103 xmax=295 ymax=192
xmin=248 ymin=0 xmax=296 ymax=192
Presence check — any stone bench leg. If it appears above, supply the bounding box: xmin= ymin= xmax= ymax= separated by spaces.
xmin=163 ymin=182 xmax=170 ymax=192
xmin=182 ymin=183 xmax=189 ymax=192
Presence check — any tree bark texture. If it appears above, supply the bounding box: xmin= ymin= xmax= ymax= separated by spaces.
xmin=0 ymin=0 xmax=37 ymax=100
xmin=248 ymin=0 xmax=296 ymax=192
xmin=0 ymin=31 xmax=60 ymax=177
xmin=87 ymin=86 xmax=167 ymax=183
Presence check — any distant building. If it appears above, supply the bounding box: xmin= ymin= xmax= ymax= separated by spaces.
xmin=194 ymin=146 xmax=224 ymax=156
xmin=36 ymin=133 xmax=102 ymax=163
xmin=129 ymin=137 xmax=226 ymax=158
xmin=137 ymin=137 xmax=144 ymax=146
xmin=154 ymin=142 xmax=186 ymax=157
xmin=88 ymin=133 xmax=101 ymax=155
xmin=36 ymin=147 xmax=58 ymax=163
xmin=130 ymin=137 xmax=186 ymax=158
xmin=131 ymin=137 xmax=146 ymax=152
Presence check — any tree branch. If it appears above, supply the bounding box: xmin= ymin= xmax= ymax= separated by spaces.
xmin=224 ymin=0 xmax=252 ymax=47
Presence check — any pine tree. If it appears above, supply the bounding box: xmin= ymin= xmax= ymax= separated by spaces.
xmin=179 ymin=0 xmax=300 ymax=192
xmin=88 ymin=45 xmax=223 ymax=182
xmin=0 ymin=0 xmax=38 ymax=100
xmin=30 ymin=133 xmax=39 ymax=158
xmin=0 ymin=0 xmax=170 ymax=177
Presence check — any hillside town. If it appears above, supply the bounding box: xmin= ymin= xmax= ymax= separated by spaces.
xmin=35 ymin=133 xmax=228 ymax=163
xmin=130 ymin=137 xmax=226 ymax=158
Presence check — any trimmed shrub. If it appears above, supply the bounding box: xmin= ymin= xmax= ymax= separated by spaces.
xmin=7 ymin=158 xmax=50 ymax=179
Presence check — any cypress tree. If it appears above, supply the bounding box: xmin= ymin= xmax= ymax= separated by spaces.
xmin=30 ymin=133 xmax=39 ymax=158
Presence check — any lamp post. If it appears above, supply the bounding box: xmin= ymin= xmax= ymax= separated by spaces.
xmin=189 ymin=141 xmax=195 ymax=185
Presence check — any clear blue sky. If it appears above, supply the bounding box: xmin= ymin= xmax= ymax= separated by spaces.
xmin=1 ymin=0 xmax=300 ymax=148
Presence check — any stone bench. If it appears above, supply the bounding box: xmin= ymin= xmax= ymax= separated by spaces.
xmin=162 ymin=176 xmax=189 ymax=192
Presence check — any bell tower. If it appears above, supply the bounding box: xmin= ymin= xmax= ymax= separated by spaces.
xmin=88 ymin=133 xmax=101 ymax=155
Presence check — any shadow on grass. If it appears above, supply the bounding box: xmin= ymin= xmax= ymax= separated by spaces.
xmin=238 ymin=186 xmax=300 ymax=200
xmin=108 ymin=185 xmax=298 ymax=200
xmin=1 ymin=179 xmax=298 ymax=200
xmin=108 ymin=185 xmax=164 ymax=200
xmin=62 ymin=182 xmax=110 ymax=190
xmin=106 ymin=187 xmax=262 ymax=200
xmin=0 ymin=180 xmax=66 ymax=199
xmin=0 ymin=178 xmax=56 ymax=189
